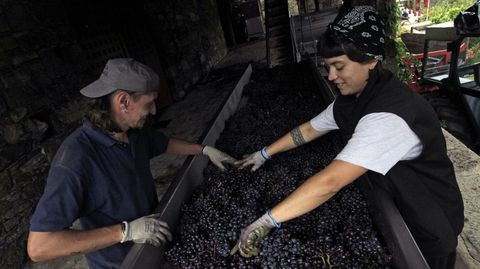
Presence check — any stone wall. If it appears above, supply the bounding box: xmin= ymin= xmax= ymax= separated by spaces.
xmin=145 ymin=0 xmax=228 ymax=98
xmin=0 ymin=0 xmax=227 ymax=268
xmin=298 ymin=0 xmax=343 ymax=13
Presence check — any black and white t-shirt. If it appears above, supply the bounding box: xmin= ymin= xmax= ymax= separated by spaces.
xmin=310 ymin=101 xmax=423 ymax=175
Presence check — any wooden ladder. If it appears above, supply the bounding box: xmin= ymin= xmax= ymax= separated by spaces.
xmin=265 ymin=0 xmax=294 ymax=67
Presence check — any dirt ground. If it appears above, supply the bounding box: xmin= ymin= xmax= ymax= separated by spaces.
xmin=444 ymin=130 xmax=480 ymax=269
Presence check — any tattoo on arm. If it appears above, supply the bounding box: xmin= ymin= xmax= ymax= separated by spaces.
xmin=290 ymin=127 xmax=306 ymax=146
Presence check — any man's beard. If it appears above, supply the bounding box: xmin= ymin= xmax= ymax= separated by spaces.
xmin=132 ymin=115 xmax=153 ymax=129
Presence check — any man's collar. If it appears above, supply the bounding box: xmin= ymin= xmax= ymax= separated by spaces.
xmin=82 ymin=119 xmax=119 ymax=147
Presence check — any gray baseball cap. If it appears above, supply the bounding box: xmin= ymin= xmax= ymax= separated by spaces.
xmin=80 ymin=58 xmax=160 ymax=98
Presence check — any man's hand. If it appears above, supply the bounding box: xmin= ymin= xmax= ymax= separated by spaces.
xmin=121 ymin=213 xmax=172 ymax=247
xmin=202 ymin=146 xmax=237 ymax=171
xmin=235 ymin=150 xmax=267 ymax=172
xmin=230 ymin=212 xmax=278 ymax=258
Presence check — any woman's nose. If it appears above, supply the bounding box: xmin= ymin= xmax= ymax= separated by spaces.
xmin=328 ymin=67 xmax=337 ymax=81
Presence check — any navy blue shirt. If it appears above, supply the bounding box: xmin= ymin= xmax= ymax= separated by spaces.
xmin=30 ymin=120 xmax=169 ymax=269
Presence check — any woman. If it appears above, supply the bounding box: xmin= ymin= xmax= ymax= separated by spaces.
xmin=231 ymin=5 xmax=464 ymax=269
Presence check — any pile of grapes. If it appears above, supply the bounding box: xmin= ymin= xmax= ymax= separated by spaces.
xmin=165 ymin=63 xmax=392 ymax=268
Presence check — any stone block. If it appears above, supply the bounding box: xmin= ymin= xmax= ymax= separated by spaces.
xmin=0 ymin=96 xmax=6 ymax=117
xmin=1 ymin=69 xmax=36 ymax=108
xmin=0 ymin=170 xmax=12 ymax=198
xmin=2 ymin=215 xmax=17 ymax=232
xmin=38 ymin=48 xmax=68 ymax=79
xmin=180 ymin=59 xmax=190 ymax=71
xmin=1 ymin=67 xmax=30 ymax=86
xmin=0 ymin=235 xmax=27 ymax=269
xmin=0 ymin=155 xmax=8 ymax=171
xmin=31 ymin=2 xmax=69 ymax=27
xmin=0 ymin=124 xmax=23 ymax=144
xmin=5 ymin=5 xmax=34 ymax=32
xmin=188 ymin=12 xmax=200 ymax=22
xmin=1 ymin=202 xmax=15 ymax=221
xmin=15 ymin=30 xmax=53 ymax=52
xmin=0 ymin=47 xmax=7 ymax=61
xmin=53 ymin=99 xmax=92 ymax=125
xmin=23 ymin=119 xmax=48 ymax=141
xmin=9 ymin=107 xmax=27 ymax=123
xmin=22 ymin=177 xmax=46 ymax=200
xmin=41 ymin=138 xmax=62 ymax=163
xmin=30 ymin=65 xmax=52 ymax=90
xmin=0 ymin=118 xmax=48 ymax=145
xmin=59 ymin=44 xmax=86 ymax=64
xmin=0 ymin=57 xmax=11 ymax=70
xmin=0 ymin=23 xmax=10 ymax=33
xmin=16 ymin=199 xmax=31 ymax=214
xmin=12 ymin=51 xmax=39 ymax=66
xmin=19 ymin=149 xmax=48 ymax=175
xmin=0 ymin=37 xmax=18 ymax=51
xmin=0 ymin=11 xmax=11 ymax=33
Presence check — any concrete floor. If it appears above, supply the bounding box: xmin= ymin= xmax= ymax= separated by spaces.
xmin=24 ymin=38 xmax=480 ymax=268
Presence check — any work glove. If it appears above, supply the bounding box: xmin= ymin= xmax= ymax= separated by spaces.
xmin=230 ymin=211 xmax=281 ymax=258
xmin=202 ymin=145 xmax=237 ymax=171
xmin=120 ymin=213 xmax=172 ymax=247
xmin=235 ymin=147 xmax=270 ymax=172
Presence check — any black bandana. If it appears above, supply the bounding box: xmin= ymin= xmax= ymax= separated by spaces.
xmin=328 ymin=5 xmax=386 ymax=61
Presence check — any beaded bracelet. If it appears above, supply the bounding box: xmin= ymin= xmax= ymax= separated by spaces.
xmin=261 ymin=147 xmax=271 ymax=160
xmin=267 ymin=210 xmax=281 ymax=229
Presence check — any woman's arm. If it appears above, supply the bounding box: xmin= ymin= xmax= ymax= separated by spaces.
xmin=265 ymin=121 xmax=328 ymax=157
xmin=271 ymin=160 xmax=367 ymax=222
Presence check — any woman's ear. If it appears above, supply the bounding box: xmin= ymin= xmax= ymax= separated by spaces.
xmin=368 ymin=60 xmax=379 ymax=70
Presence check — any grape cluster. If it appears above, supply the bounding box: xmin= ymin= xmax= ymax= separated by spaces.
xmin=165 ymin=63 xmax=392 ymax=268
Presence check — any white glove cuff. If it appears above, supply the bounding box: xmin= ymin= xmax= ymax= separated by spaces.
xmin=201 ymin=145 xmax=208 ymax=155
xmin=120 ymin=221 xmax=129 ymax=243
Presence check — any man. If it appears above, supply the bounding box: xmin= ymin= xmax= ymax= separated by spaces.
xmin=231 ymin=6 xmax=464 ymax=269
xmin=27 ymin=58 xmax=236 ymax=269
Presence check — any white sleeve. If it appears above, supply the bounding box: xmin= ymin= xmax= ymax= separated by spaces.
xmin=334 ymin=112 xmax=423 ymax=175
xmin=310 ymin=101 xmax=339 ymax=132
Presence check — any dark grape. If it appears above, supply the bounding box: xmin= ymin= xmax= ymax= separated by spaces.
xmin=165 ymin=63 xmax=392 ymax=268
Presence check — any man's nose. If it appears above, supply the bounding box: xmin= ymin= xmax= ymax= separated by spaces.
xmin=151 ymin=102 xmax=157 ymax=115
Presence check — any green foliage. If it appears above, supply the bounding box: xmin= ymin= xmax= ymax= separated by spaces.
xmin=429 ymin=0 xmax=473 ymax=23
xmin=395 ymin=37 xmax=417 ymax=84
xmin=391 ymin=0 xmax=476 ymax=83
xmin=467 ymin=41 xmax=480 ymax=64
xmin=388 ymin=0 xmax=417 ymax=83
xmin=385 ymin=0 xmax=401 ymax=37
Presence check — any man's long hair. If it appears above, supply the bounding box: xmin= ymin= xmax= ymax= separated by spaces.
xmin=84 ymin=93 xmax=123 ymax=134
xmin=84 ymin=90 xmax=151 ymax=134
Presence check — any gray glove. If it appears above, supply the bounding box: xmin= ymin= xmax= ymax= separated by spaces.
xmin=230 ymin=212 xmax=280 ymax=258
xmin=235 ymin=149 xmax=268 ymax=172
xmin=202 ymin=146 xmax=237 ymax=171
xmin=121 ymin=213 xmax=172 ymax=247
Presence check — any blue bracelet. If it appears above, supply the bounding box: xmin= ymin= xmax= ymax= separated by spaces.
xmin=267 ymin=210 xmax=281 ymax=229
xmin=261 ymin=147 xmax=271 ymax=160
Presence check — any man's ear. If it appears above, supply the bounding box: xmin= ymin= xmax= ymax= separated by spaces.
xmin=113 ymin=90 xmax=130 ymax=112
